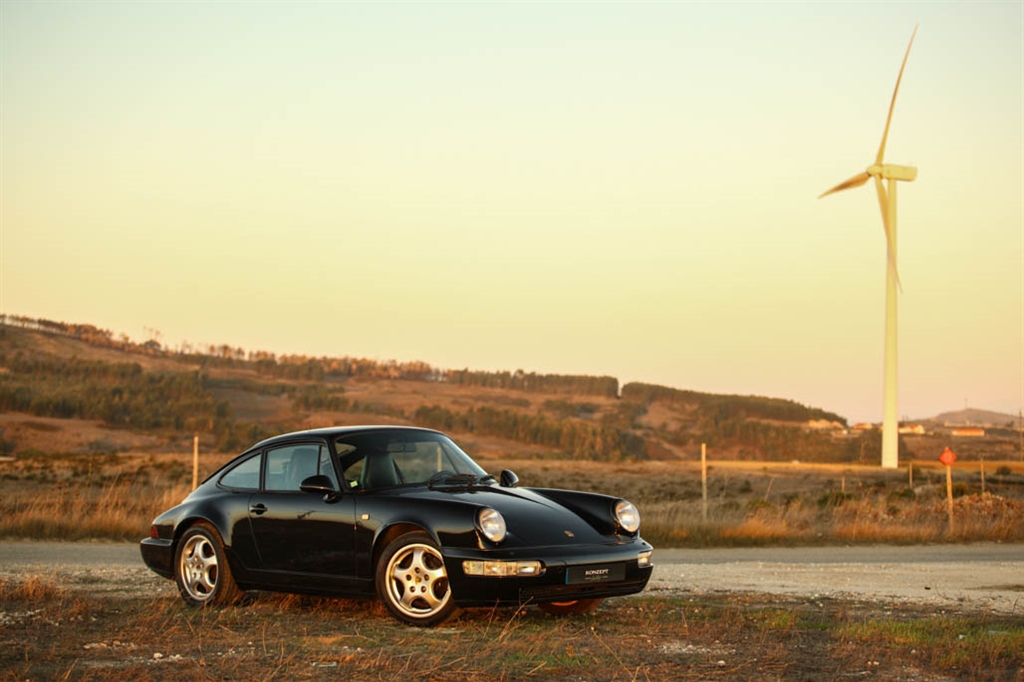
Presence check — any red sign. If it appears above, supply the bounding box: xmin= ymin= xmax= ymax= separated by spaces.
xmin=939 ymin=447 xmax=957 ymax=466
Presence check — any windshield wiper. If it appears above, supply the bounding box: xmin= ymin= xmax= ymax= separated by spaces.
xmin=427 ymin=473 xmax=494 ymax=489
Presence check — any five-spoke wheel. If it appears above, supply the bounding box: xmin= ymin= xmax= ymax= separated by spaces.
xmin=376 ymin=532 xmax=460 ymax=626
xmin=174 ymin=523 xmax=242 ymax=607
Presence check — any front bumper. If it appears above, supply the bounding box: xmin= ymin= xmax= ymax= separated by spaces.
xmin=442 ymin=538 xmax=653 ymax=607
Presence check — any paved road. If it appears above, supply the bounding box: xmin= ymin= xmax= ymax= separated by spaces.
xmin=2 ymin=541 xmax=1021 ymax=613
xmin=0 ymin=541 xmax=142 ymax=566
xmin=651 ymin=544 xmax=1024 ymax=614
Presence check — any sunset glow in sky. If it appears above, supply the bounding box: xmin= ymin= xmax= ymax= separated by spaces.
xmin=2 ymin=2 xmax=1021 ymax=423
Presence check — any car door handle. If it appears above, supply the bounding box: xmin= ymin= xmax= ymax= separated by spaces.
xmin=249 ymin=503 xmax=268 ymax=515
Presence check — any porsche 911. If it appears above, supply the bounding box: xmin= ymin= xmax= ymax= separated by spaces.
xmin=140 ymin=426 xmax=653 ymax=626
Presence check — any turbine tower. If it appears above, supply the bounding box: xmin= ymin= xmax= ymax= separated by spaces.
xmin=820 ymin=26 xmax=918 ymax=469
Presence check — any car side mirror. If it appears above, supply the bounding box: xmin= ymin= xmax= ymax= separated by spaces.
xmin=499 ymin=469 xmax=519 ymax=488
xmin=300 ymin=475 xmax=336 ymax=495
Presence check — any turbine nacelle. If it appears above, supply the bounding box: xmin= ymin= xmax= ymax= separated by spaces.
xmin=818 ymin=163 xmax=918 ymax=199
xmin=869 ymin=164 xmax=917 ymax=182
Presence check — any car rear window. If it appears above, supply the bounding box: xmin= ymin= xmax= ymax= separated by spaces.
xmin=219 ymin=453 xmax=261 ymax=490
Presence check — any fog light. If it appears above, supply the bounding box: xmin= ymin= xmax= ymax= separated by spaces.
xmin=463 ymin=560 xmax=544 ymax=577
xmin=637 ymin=550 xmax=652 ymax=568
xmin=516 ymin=561 xmax=542 ymax=576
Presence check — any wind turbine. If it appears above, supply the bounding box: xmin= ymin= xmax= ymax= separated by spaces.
xmin=820 ymin=25 xmax=918 ymax=469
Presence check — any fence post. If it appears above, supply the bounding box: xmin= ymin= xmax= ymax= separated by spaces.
xmin=192 ymin=435 xmax=199 ymax=489
xmin=945 ymin=463 xmax=954 ymax=534
xmin=701 ymin=443 xmax=708 ymax=522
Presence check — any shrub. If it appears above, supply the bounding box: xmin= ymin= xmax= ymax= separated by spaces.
xmin=817 ymin=491 xmax=857 ymax=508
xmin=887 ymin=487 xmax=916 ymax=502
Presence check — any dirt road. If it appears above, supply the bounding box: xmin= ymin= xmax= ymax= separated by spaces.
xmin=1 ymin=541 xmax=1021 ymax=614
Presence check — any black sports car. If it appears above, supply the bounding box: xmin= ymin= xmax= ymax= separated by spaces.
xmin=140 ymin=426 xmax=653 ymax=626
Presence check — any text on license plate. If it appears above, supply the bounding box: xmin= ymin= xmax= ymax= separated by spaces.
xmin=566 ymin=563 xmax=625 ymax=584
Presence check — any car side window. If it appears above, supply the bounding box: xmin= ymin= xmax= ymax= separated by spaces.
xmin=219 ymin=453 xmax=262 ymax=490
xmin=265 ymin=444 xmax=334 ymax=492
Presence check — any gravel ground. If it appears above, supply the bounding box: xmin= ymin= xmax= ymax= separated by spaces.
xmin=1 ymin=541 xmax=1021 ymax=614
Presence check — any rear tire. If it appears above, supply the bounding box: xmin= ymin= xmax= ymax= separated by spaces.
xmin=376 ymin=531 xmax=461 ymax=627
xmin=538 ymin=598 xmax=603 ymax=616
xmin=174 ymin=523 xmax=243 ymax=607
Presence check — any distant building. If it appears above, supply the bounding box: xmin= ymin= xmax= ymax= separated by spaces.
xmin=899 ymin=424 xmax=925 ymax=435
xmin=951 ymin=427 xmax=985 ymax=437
xmin=853 ymin=422 xmax=875 ymax=431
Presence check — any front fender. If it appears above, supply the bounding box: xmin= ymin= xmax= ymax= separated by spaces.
xmin=527 ymin=488 xmax=623 ymax=536
xmin=355 ymin=494 xmax=483 ymax=579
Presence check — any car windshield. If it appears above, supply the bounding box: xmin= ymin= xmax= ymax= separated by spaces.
xmin=335 ymin=430 xmax=488 ymax=490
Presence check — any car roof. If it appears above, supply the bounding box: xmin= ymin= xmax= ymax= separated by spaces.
xmin=247 ymin=425 xmax=443 ymax=452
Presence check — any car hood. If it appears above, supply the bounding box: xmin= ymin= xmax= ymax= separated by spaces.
xmin=402 ymin=484 xmax=624 ymax=547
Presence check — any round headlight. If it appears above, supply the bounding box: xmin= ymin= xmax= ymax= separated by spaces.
xmin=476 ymin=507 xmax=507 ymax=543
xmin=614 ymin=499 xmax=640 ymax=534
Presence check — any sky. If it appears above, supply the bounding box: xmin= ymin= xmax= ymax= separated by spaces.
xmin=1 ymin=1 xmax=1021 ymax=424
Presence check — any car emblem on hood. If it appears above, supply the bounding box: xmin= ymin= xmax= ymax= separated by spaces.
xmin=563 ymin=530 xmax=574 ymax=538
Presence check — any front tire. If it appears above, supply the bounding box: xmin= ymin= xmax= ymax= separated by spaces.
xmin=174 ymin=523 xmax=243 ymax=607
xmin=538 ymin=598 xmax=603 ymax=616
xmin=376 ymin=531 xmax=460 ymax=626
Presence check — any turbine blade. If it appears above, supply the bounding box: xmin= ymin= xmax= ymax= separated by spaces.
xmin=876 ymin=24 xmax=919 ymax=164
xmin=819 ymin=171 xmax=871 ymax=198
xmin=873 ymin=176 xmax=903 ymax=291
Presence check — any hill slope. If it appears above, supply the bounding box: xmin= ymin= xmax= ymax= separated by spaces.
xmin=1 ymin=316 xmax=871 ymax=462
xmin=928 ymin=408 xmax=1018 ymax=428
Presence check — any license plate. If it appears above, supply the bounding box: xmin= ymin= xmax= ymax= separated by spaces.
xmin=566 ymin=563 xmax=625 ymax=584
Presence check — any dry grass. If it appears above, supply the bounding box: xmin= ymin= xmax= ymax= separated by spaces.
xmin=503 ymin=458 xmax=1024 ymax=547
xmin=0 ymin=579 xmax=1020 ymax=681
xmin=1 ymin=450 xmax=1023 ymax=546
xmin=0 ymin=575 xmax=67 ymax=601
xmin=1 ymin=481 xmax=191 ymax=540
xmin=0 ymin=575 xmax=93 ymax=627
xmin=0 ymin=451 xmax=204 ymax=541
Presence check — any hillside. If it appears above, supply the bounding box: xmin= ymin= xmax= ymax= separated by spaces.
xmin=928 ymin=408 xmax=1019 ymax=428
xmin=2 ymin=314 xmax=1006 ymax=463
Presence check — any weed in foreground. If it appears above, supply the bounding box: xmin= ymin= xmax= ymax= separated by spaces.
xmin=1 ymin=587 xmax=1022 ymax=681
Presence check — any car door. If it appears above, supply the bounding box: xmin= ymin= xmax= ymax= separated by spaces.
xmin=247 ymin=442 xmax=356 ymax=584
